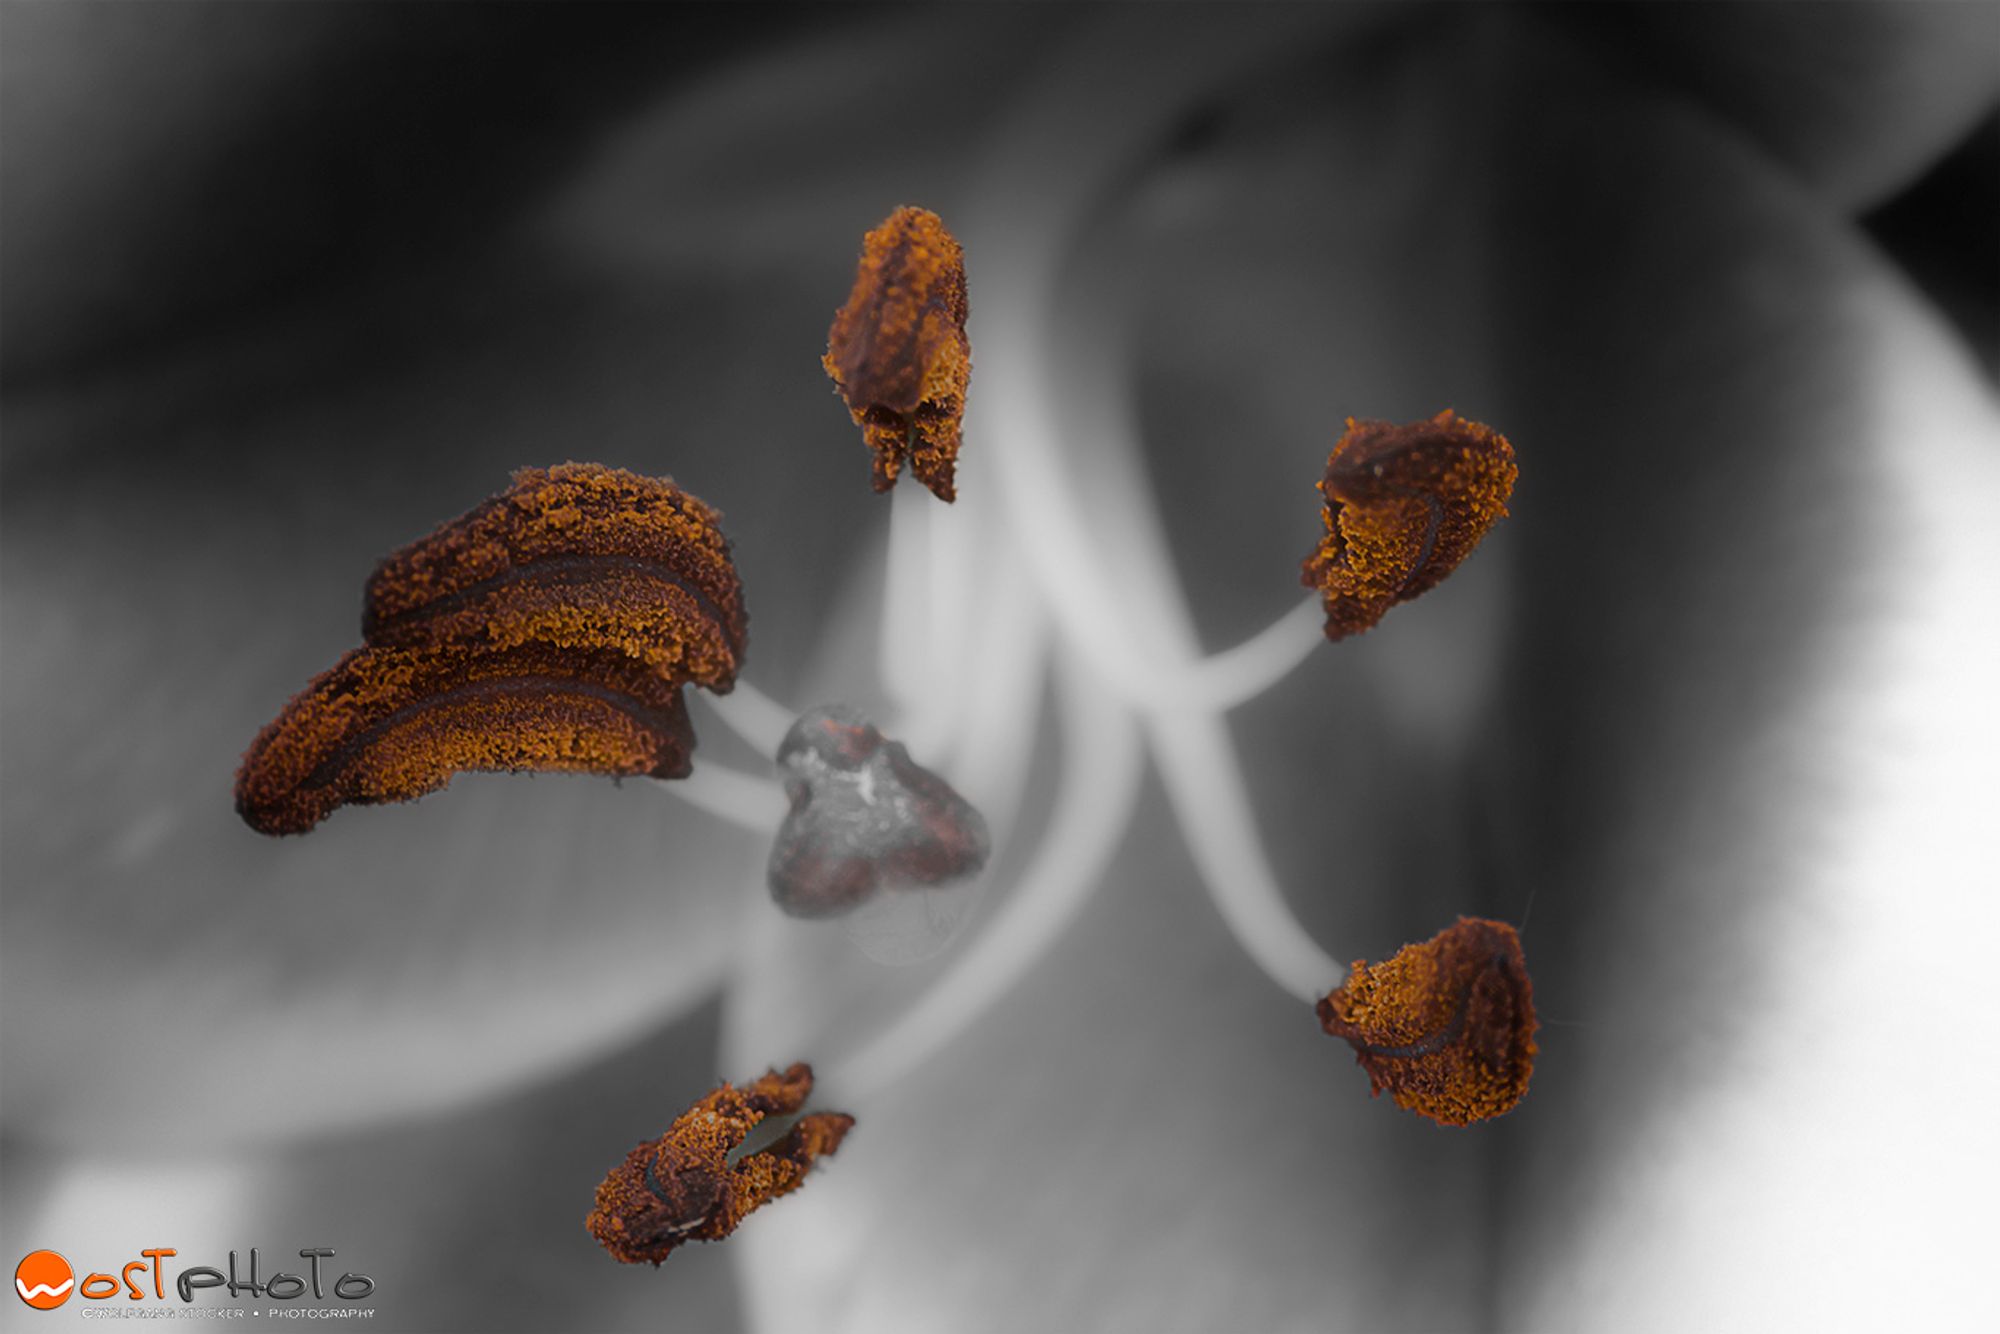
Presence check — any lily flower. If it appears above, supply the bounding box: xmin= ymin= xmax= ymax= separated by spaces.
xmin=2 ymin=5 xmax=1995 ymax=1332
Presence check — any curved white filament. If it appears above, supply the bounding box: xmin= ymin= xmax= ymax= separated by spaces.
xmin=925 ymin=520 xmax=1047 ymax=834
xmin=1148 ymin=717 xmax=1346 ymax=1002
xmin=880 ymin=473 xmax=991 ymax=764
xmin=964 ymin=7 xmax=1358 ymax=1001
xmin=833 ymin=645 xmax=1142 ymax=1102
xmin=1171 ymin=594 xmax=1327 ymax=714
xmin=717 ymin=503 xmax=1048 ymax=1078
xmin=699 ymin=678 xmax=798 ymax=758
xmin=878 ymin=482 xmax=935 ymax=714
xmin=659 ymin=760 xmax=788 ymax=832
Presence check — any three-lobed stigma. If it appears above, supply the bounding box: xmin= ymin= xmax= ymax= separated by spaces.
xmin=768 ymin=706 xmax=991 ymax=919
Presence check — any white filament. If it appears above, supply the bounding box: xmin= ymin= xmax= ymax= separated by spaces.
xmin=700 ymin=678 xmax=798 ymax=757
xmin=878 ymin=482 xmax=935 ymax=714
xmin=833 ymin=645 xmax=1141 ymax=1102
xmin=880 ymin=472 xmax=992 ymax=763
xmin=1162 ymin=594 xmax=1328 ymax=714
xmin=725 ymin=13 xmax=1376 ymax=1130
xmin=963 ymin=9 xmax=1356 ymax=1004
xmin=660 ymin=759 xmax=787 ymax=832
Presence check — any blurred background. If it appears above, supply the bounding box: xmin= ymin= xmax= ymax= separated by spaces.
xmin=3 ymin=4 xmax=1996 ymax=1331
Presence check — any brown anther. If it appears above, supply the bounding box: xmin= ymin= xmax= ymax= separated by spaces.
xmin=364 ymin=463 xmax=746 ymax=688
xmin=1300 ymin=410 xmax=1517 ymax=639
xmin=586 ymin=1063 xmax=855 ymax=1265
xmin=236 ymin=464 xmax=745 ymax=835
xmin=1316 ymin=917 xmax=1536 ymax=1127
xmin=823 ymin=206 xmax=971 ymax=502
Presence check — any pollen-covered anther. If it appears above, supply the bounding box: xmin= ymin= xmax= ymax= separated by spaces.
xmin=586 ymin=1063 xmax=855 ymax=1265
xmin=1300 ymin=410 xmax=1518 ymax=639
xmin=363 ymin=463 xmax=747 ymax=689
xmin=235 ymin=463 xmax=746 ymax=835
xmin=767 ymin=706 xmax=991 ymax=918
xmin=1316 ymin=916 xmax=1537 ymax=1127
xmin=823 ymin=206 xmax=971 ymax=502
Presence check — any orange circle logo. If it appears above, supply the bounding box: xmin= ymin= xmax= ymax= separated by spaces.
xmin=15 ymin=1251 xmax=74 ymax=1310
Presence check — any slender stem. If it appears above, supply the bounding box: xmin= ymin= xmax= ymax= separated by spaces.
xmin=832 ymin=645 xmax=1141 ymax=1102
xmin=878 ymin=483 xmax=934 ymax=713
xmin=718 ymin=529 xmax=1049 ymax=1081
xmin=1148 ymin=718 xmax=1345 ymax=1002
xmin=698 ymin=679 xmax=797 ymax=758
xmin=1172 ymin=594 xmax=1327 ymax=713
xmin=924 ymin=538 xmax=1047 ymax=829
xmin=877 ymin=469 xmax=990 ymax=763
xmin=925 ymin=469 xmax=975 ymax=705
xmin=657 ymin=760 xmax=788 ymax=832
xmin=965 ymin=6 xmax=1356 ymax=1003
xmin=963 ymin=7 xmax=1366 ymax=712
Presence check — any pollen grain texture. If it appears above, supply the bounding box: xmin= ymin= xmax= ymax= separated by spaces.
xmin=235 ymin=463 xmax=746 ymax=835
xmin=1301 ymin=410 xmax=1517 ymax=639
xmin=587 ymin=1063 xmax=854 ymax=1265
xmin=824 ymin=206 xmax=972 ymax=502
xmin=1317 ymin=916 xmax=1537 ymax=1126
